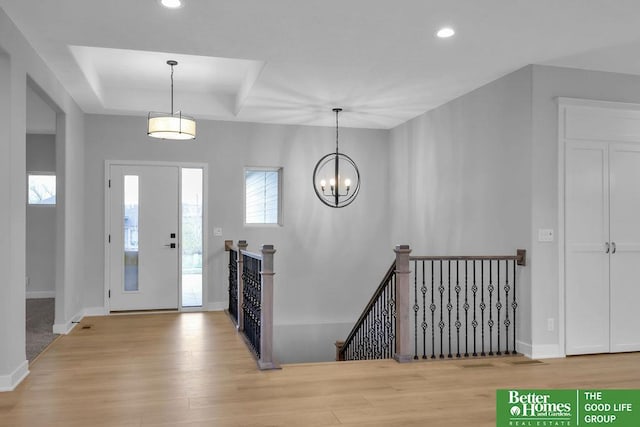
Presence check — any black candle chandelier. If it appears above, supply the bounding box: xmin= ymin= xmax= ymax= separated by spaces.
xmin=312 ymin=108 xmax=361 ymax=208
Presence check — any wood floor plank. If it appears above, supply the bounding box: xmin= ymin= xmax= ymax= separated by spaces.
xmin=1 ymin=312 xmax=639 ymax=426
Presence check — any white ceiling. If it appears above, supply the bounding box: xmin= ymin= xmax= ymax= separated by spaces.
xmin=4 ymin=0 xmax=640 ymax=129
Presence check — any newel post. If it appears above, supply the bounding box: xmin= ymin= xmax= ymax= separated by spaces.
xmin=394 ymin=244 xmax=412 ymax=362
xmin=259 ymin=244 xmax=279 ymax=370
xmin=236 ymin=240 xmax=248 ymax=332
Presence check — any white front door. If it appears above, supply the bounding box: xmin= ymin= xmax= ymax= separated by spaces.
xmin=109 ymin=164 xmax=179 ymax=311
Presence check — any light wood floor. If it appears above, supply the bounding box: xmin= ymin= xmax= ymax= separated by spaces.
xmin=1 ymin=312 xmax=639 ymax=426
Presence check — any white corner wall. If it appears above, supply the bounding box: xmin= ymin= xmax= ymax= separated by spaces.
xmin=0 ymin=5 xmax=85 ymax=390
xmin=389 ymin=66 xmax=534 ymax=350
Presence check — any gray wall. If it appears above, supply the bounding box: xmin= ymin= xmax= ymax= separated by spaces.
xmin=26 ymin=134 xmax=56 ymax=296
xmin=84 ymin=114 xmax=392 ymax=361
xmin=389 ymin=66 xmax=533 ymax=347
xmin=26 ymin=84 xmax=56 ymax=134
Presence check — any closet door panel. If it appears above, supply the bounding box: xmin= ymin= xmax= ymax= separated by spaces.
xmin=609 ymin=144 xmax=640 ymax=352
xmin=565 ymin=141 xmax=610 ymax=355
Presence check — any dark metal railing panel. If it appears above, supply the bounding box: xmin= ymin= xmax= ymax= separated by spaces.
xmin=409 ymin=256 xmax=519 ymax=359
xmin=242 ymin=253 xmax=262 ymax=358
xmin=228 ymin=249 xmax=239 ymax=324
xmin=339 ymin=262 xmax=396 ymax=361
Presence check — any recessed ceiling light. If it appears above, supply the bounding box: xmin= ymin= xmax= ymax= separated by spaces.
xmin=160 ymin=0 xmax=183 ymax=9
xmin=436 ymin=27 xmax=455 ymax=38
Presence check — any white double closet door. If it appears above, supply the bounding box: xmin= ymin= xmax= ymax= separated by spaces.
xmin=565 ymin=141 xmax=640 ymax=355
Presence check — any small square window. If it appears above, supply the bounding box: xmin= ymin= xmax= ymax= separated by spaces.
xmin=28 ymin=174 xmax=56 ymax=205
xmin=244 ymin=168 xmax=282 ymax=225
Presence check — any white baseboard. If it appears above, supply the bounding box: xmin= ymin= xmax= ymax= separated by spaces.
xmin=207 ymin=301 xmax=227 ymax=311
xmin=84 ymin=306 xmax=108 ymax=317
xmin=0 ymin=360 xmax=29 ymax=392
xmin=517 ymin=340 xmax=565 ymax=359
xmin=26 ymin=291 xmax=56 ymax=299
xmin=52 ymin=309 xmax=84 ymax=335
xmin=516 ymin=340 xmax=533 ymax=358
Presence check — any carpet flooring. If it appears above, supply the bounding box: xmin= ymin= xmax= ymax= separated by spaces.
xmin=26 ymin=298 xmax=58 ymax=362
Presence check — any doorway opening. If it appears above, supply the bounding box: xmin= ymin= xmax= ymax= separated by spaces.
xmin=25 ymin=81 xmax=59 ymax=361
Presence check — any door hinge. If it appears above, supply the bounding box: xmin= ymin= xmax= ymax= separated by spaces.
xmin=108 ymin=290 xmax=111 ymax=298
xmin=108 ymin=179 xmax=111 ymax=188
xmin=108 ymin=234 xmax=111 ymax=243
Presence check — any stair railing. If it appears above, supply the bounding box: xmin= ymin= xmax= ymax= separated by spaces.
xmin=338 ymin=245 xmax=526 ymax=362
xmin=226 ymin=240 xmax=278 ymax=370
xmin=336 ymin=261 xmax=397 ymax=361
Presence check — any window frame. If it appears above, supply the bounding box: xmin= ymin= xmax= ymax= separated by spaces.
xmin=27 ymin=172 xmax=57 ymax=206
xmin=243 ymin=166 xmax=283 ymax=227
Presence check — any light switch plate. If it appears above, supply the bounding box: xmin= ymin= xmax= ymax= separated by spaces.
xmin=538 ymin=228 xmax=554 ymax=242
xmin=213 ymin=227 xmax=223 ymax=236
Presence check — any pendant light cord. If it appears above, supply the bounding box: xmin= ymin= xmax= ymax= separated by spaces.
xmin=170 ymin=63 xmax=174 ymax=115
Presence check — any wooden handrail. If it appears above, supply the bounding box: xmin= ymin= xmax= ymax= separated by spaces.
xmin=338 ymin=261 xmax=396 ymax=360
xmin=409 ymin=249 xmax=526 ymax=266
xmin=240 ymin=249 xmax=263 ymax=261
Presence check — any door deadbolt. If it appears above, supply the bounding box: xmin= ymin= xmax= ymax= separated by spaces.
xmin=164 ymin=243 xmax=177 ymax=249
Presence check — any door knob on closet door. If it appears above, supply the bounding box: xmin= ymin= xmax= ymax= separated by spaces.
xmin=612 ymin=242 xmax=616 ymax=254
xmin=605 ymin=242 xmax=610 ymax=253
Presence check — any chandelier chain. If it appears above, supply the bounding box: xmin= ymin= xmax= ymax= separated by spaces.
xmin=335 ymin=108 xmax=339 ymax=153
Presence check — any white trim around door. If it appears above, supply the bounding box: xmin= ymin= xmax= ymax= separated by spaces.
xmin=558 ymin=97 xmax=640 ymax=356
xmin=103 ymin=160 xmax=208 ymax=313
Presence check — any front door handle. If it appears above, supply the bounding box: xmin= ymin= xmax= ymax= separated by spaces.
xmin=164 ymin=243 xmax=177 ymax=249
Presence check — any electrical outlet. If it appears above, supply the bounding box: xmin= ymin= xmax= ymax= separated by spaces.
xmin=547 ymin=318 xmax=554 ymax=332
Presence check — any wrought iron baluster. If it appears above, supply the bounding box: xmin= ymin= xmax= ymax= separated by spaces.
xmin=421 ymin=261 xmax=427 ymax=359
xmin=455 ymin=260 xmax=461 ymax=358
xmin=488 ymin=259 xmax=494 ymax=356
xmin=439 ymin=260 xmax=444 ymax=358
xmin=390 ymin=275 xmax=398 ymax=355
xmin=497 ymin=259 xmax=502 ymax=355
xmin=413 ymin=259 xmax=419 ymax=360
xmin=480 ymin=260 xmax=486 ymax=357
xmin=430 ymin=260 xmax=436 ymax=359
xmin=512 ymin=259 xmax=517 ymax=354
xmin=464 ymin=260 xmax=469 ymax=357
xmin=504 ymin=259 xmax=511 ymax=355
xmin=472 ymin=260 xmax=478 ymax=357
xmin=383 ymin=285 xmax=389 ymax=358
xmin=447 ymin=260 xmax=452 ymax=358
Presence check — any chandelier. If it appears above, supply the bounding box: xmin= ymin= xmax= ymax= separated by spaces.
xmin=147 ymin=60 xmax=196 ymax=140
xmin=312 ymin=108 xmax=360 ymax=208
